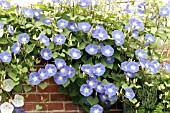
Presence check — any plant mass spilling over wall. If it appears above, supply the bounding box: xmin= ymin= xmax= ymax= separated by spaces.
xmin=0 ymin=0 xmax=170 ymax=113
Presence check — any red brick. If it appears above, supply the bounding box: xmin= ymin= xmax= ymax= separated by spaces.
xmin=49 ymin=77 xmax=56 ymax=84
xmin=65 ymin=103 xmax=78 ymax=110
xmin=37 ymin=85 xmax=59 ymax=92
xmin=65 ymin=95 xmax=72 ymax=101
xmin=106 ymin=111 xmax=123 ymax=113
xmin=51 ymin=94 xmax=65 ymax=101
xmin=24 ymin=94 xmax=49 ymax=102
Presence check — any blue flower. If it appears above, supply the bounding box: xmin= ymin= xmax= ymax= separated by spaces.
xmin=67 ymin=21 xmax=79 ymax=32
xmin=99 ymin=94 xmax=107 ymax=102
xmin=0 ymin=1 xmax=11 ymax=9
xmin=67 ymin=66 xmax=76 ymax=78
xmin=69 ymin=48 xmax=81 ymax=59
xmin=124 ymin=88 xmax=135 ymax=100
xmin=42 ymin=18 xmax=52 ymax=25
xmin=6 ymin=25 xmax=14 ymax=35
xmin=147 ymin=60 xmax=161 ymax=74
xmin=139 ymin=58 xmax=147 ymax=67
xmin=101 ymin=45 xmax=114 ymax=57
xmin=129 ymin=18 xmax=144 ymax=31
xmin=132 ymin=30 xmax=138 ymax=39
xmin=33 ymin=9 xmax=42 ymax=18
xmin=81 ymin=64 xmax=93 ymax=75
xmin=86 ymin=78 xmax=97 ymax=88
xmin=107 ymin=94 xmax=116 ymax=101
xmin=96 ymin=24 xmax=104 ymax=29
xmin=124 ymin=72 xmax=134 ymax=78
xmin=0 ymin=51 xmax=12 ymax=63
xmin=40 ymin=48 xmax=52 ymax=60
xmin=57 ymin=19 xmax=68 ymax=29
xmin=135 ymin=49 xmax=147 ymax=59
xmin=0 ymin=22 xmax=4 ymax=29
xmin=115 ymin=40 xmax=124 ymax=46
xmin=53 ymin=34 xmax=66 ymax=45
xmin=125 ymin=24 xmax=130 ymax=30
xmin=92 ymin=28 xmax=108 ymax=41
xmin=18 ymin=109 xmax=26 ymax=113
xmin=39 ymin=34 xmax=50 ymax=46
xmin=78 ymin=22 xmax=91 ymax=33
xmin=137 ymin=2 xmax=146 ymax=14
xmin=112 ymin=30 xmax=124 ymax=41
xmin=29 ymin=72 xmax=41 ymax=85
xmin=45 ymin=64 xmax=57 ymax=76
xmin=127 ymin=61 xmax=139 ymax=73
xmin=144 ymin=34 xmax=155 ymax=44
xmin=59 ymin=66 xmax=69 ymax=76
xmin=38 ymin=68 xmax=48 ymax=80
xmin=104 ymin=83 xmax=118 ymax=96
xmin=80 ymin=84 xmax=93 ymax=96
xmin=11 ymin=43 xmax=21 ymax=54
xmin=163 ymin=62 xmax=170 ymax=72
xmin=121 ymin=61 xmax=129 ymax=72
xmin=54 ymin=58 xmax=66 ymax=69
xmin=104 ymin=56 xmax=115 ymax=64
xmin=18 ymin=33 xmax=30 ymax=44
xmin=90 ymin=104 xmax=103 ymax=113
xmin=54 ymin=73 xmax=68 ymax=85
xmin=85 ymin=44 xmax=98 ymax=55
xmin=95 ymin=82 xmax=105 ymax=93
xmin=97 ymin=43 xmax=104 ymax=53
xmin=22 ymin=8 xmax=34 ymax=18
xmin=79 ymin=0 xmax=90 ymax=8
xmin=159 ymin=7 xmax=169 ymax=17
xmin=93 ymin=63 xmax=105 ymax=76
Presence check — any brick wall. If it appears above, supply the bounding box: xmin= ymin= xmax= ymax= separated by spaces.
xmin=20 ymin=77 xmax=123 ymax=113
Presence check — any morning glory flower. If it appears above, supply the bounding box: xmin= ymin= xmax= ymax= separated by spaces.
xmin=92 ymin=28 xmax=108 ymax=41
xmin=121 ymin=61 xmax=129 ymax=72
xmin=112 ymin=30 xmax=124 ymax=41
xmin=135 ymin=49 xmax=147 ymax=59
xmin=93 ymin=63 xmax=105 ymax=76
xmin=57 ymin=19 xmax=68 ymax=29
xmin=95 ymin=82 xmax=105 ymax=93
xmin=132 ymin=30 xmax=138 ymax=39
xmin=107 ymin=94 xmax=116 ymax=101
xmin=80 ymin=84 xmax=93 ymax=96
xmin=54 ymin=58 xmax=66 ymax=69
xmin=0 ymin=1 xmax=11 ymax=9
xmin=99 ymin=94 xmax=107 ymax=102
xmin=59 ymin=66 xmax=69 ymax=76
xmin=104 ymin=83 xmax=118 ymax=96
xmin=42 ymin=18 xmax=52 ymax=25
xmin=17 ymin=109 xmax=26 ymax=113
xmin=124 ymin=88 xmax=135 ymax=100
xmin=0 ymin=51 xmax=12 ymax=63
xmin=96 ymin=24 xmax=104 ymax=29
xmin=22 ymin=8 xmax=34 ymax=18
xmin=124 ymin=72 xmax=135 ymax=78
xmin=97 ymin=43 xmax=104 ymax=53
xmin=69 ymin=48 xmax=81 ymax=59
xmin=2 ymin=79 xmax=15 ymax=92
xmin=104 ymin=56 xmax=115 ymax=64
xmin=159 ymin=7 xmax=169 ymax=17
xmin=0 ymin=22 xmax=4 ymax=29
xmin=127 ymin=61 xmax=139 ymax=73
xmin=151 ymin=60 xmax=161 ymax=70
xmin=78 ymin=22 xmax=91 ymax=33
xmin=39 ymin=34 xmax=50 ymax=46
xmin=90 ymin=104 xmax=103 ymax=113
xmin=144 ymin=34 xmax=156 ymax=44
xmin=18 ymin=33 xmax=30 ymax=44
xmin=86 ymin=78 xmax=97 ymax=88
xmin=101 ymin=45 xmax=114 ymax=57
xmin=163 ymin=62 xmax=170 ymax=72
xmin=40 ymin=48 xmax=52 ymax=60
xmin=6 ymin=25 xmax=14 ymax=35
xmin=67 ymin=21 xmax=79 ymax=32
xmin=33 ymin=9 xmax=42 ymax=18
xmin=38 ymin=68 xmax=49 ymax=80
xmin=79 ymin=0 xmax=90 ymax=8
xmin=45 ymin=64 xmax=57 ymax=76
xmin=53 ymin=34 xmax=66 ymax=45
xmin=137 ymin=2 xmax=146 ymax=14
xmin=29 ymin=72 xmax=41 ymax=85
xmin=81 ymin=64 xmax=93 ymax=75
xmin=129 ymin=18 xmax=144 ymax=31
xmin=12 ymin=94 xmax=24 ymax=107
xmin=0 ymin=102 xmax=14 ymax=113
xmin=115 ymin=39 xmax=124 ymax=46
xmin=54 ymin=73 xmax=68 ymax=85
xmin=11 ymin=43 xmax=21 ymax=54
xmin=85 ymin=44 xmax=98 ymax=55
xmin=67 ymin=66 xmax=76 ymax=78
